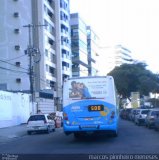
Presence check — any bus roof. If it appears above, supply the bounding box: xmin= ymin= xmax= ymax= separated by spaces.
xmin=65 ymin=76 xmax=113 ymax=81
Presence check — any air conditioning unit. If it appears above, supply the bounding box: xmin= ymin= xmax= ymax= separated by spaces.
xmin=15 ymin=62 xmax=20 ymax=66
xmin=16 ymin=78 xmax=21 ymax=83
xmin=13 ymin=12 xmax=19 ymax=17
xmin=14 ymin=29 xmax=20 ymax=33
xmin=15 ymin=45 xmax=20 ymax=50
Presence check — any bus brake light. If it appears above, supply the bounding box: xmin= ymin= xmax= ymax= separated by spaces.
xmin=63 ymin=113 xmax=68 ymax=120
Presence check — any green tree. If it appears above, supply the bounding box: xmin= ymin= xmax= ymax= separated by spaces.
xmin=108 ymin=62 xmax=159 ymax=98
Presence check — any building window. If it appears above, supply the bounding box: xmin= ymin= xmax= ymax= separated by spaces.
xmin=49 ymin=66 xmax=55 ymax=76
xmin=50 ymin=81 xmax=54 ymax=88
xmin=48 ymin=38 xmax=54 ymax=45
xmin=48 ymin=0 xmax=52 ymax=4
xmin=48 ymin=10 xmax=53 ymax=19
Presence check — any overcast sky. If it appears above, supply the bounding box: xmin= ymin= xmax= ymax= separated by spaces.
xmin=70 ymin=0 xmax=159 ymax=74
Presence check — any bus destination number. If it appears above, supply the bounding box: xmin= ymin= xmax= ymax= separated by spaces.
xmin=88 ymin=105 xmax=104 ymax=111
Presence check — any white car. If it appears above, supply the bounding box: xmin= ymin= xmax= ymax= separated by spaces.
xmin=27 ymin=114 xmax=55 ymax=134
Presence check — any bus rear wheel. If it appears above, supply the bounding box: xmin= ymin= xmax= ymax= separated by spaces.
xmin=74 ymin=133 xmax=81 ymax=139
xmin=112 ymin=131 xmax=118 ymax=137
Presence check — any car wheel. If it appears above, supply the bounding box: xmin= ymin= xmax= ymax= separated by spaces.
xmin=148 ymin=124 xmax=151 ymax=129
xmin=112 ymin=131 xmax=118 ymax=137
xmin=46 ymin=126 xmax=51 ymax=134
xmin=74 ymin=133 xmax=82 ymax=139
xmin=52 ymin=127 xmax=55 ymax=132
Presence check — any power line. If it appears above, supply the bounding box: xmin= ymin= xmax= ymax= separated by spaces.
xmin=4 ymin=54 xmax=27 ymax=62
xmin=0 ymin=66 xmax=28 ymax=74
xmin=0 ymin=67 xmax=51 ymax=85
xmin=0 ymin=59 xmax=28 ymax=71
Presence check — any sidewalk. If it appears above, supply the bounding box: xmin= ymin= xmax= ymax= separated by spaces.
xmin=0 ymin=124 xmax=27 ymax=144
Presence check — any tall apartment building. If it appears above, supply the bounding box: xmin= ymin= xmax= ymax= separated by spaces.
xmin=32 ymin=0 xmax=71 ymax=111
xmin=0 ymin=0 xmax=71 ymax=112
xmin=104 ymin=45 xmax=133 ymax=73
xmin=70 ymin=13 xmax=89 ymax=77
xmin=87 ymin=26 xmax=99 ymax=76
xmin=0 ymin=0 xmax=32 ymax=91
xmin=115 ymin=45 xmax=133 ymax=66
xmin=55 ymin=0 xmax=71 ymax=110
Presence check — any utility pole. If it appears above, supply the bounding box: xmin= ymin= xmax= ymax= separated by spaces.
xmin=23 ymin=24 xmax=47 ymax=111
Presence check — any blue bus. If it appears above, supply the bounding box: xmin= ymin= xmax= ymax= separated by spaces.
xmin=63 ymin=76 xmax=119 ymax=138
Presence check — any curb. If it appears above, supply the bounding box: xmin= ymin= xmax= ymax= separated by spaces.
xmin=0 ymin=125 xmax=27 ymax=144
xmin=0 ymin=131 xmax=27 ymax=144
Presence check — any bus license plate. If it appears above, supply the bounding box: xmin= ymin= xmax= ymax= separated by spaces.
xmin=88 ymin=105 xmax=104 ymax=111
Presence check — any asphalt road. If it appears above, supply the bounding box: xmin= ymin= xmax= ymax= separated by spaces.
xmin=0 ymin=119 xmax=159 ymax=155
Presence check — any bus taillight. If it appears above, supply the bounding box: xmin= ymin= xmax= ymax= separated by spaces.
xmin=63 ymin=113 xmax=68 ymax=120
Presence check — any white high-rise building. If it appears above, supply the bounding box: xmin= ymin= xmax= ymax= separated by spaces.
xmin=0 ymin=0 xmax=32 ymax=91
xmin=98 ymin=45 xmax=133 ymax=75
xmin=87 ymin=26 xmax=100 ymax=76
xmin=0 ymin=0 xmax=71 ymax=111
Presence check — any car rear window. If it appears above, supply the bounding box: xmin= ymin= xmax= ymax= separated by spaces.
xmin=132 ymin=110 xmax=136 ymax=113
xmin=28 ymin=115 xmax=45 ymax=121
xmin=136 ymin=110 xmax=140 ymax=114
xmin=152 ymin=111 xmax=159 ymax=116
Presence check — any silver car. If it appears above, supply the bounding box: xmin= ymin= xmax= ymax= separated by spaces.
xmin=27 ymin=114 xmax=55 ymax=134
xmin=134 ymin=109 xmax=150 ymax=126
xmin=154 ymin=113 xmax=159 ymax=131
xmin=145 ymin=109 xmax=159 ymax=129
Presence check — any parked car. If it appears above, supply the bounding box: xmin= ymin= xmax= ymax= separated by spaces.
xmin=154 ymin=113 xmax=159 ymax=131
xmin=27 ymin=114 xmax=55 ymax=134
xmin=145 ymin=109 xmax=159 ymax=129
xmin=120 ymin=109 xmax=124 ymax=118
xmin=134 ymin=109 xmax=150 ymax=125
xmin=129 ymin=109 xmax=138 ymax=121
xmin=120 ymin=108 xmax=132 ymax=120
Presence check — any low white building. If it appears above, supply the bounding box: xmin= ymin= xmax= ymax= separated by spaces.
xmin=0 ymin=90 xmax=31 ymax=128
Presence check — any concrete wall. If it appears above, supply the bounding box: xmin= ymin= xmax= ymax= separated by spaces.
xmin=0 ymin=91 xmax=31 ymax=128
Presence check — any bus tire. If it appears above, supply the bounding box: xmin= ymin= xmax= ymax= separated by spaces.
xmin=74 ymin=133 xmax=81 ymax=139
xmin=112 ymin=131 xmax=118 ymax=137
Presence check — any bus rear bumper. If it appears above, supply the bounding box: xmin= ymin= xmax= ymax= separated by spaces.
xmin=63 ymin=123 xmax=118 ymax=135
